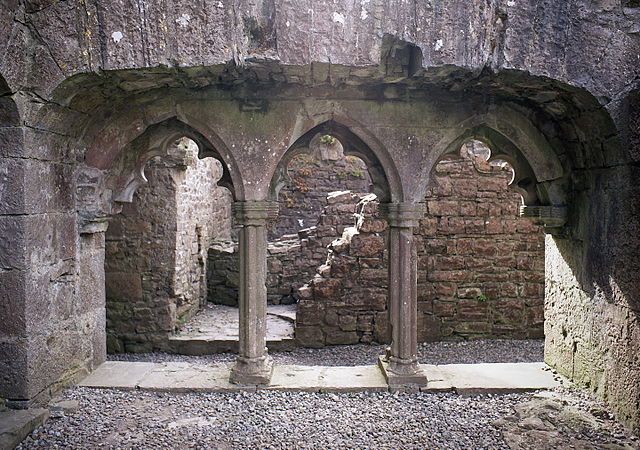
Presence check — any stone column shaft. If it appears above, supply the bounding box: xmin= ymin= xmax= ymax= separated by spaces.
xmin=230 ymin=201 xmax=278 ymax=385
xmin=380 ymin=202 xmax=428 ymax=387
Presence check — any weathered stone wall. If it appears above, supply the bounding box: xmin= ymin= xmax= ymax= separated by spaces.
xmin=105 ymin=142 xmax=232 ymax=353
xmin=296 ymin=146 xmax=546 ymax=346
xmin=272 ymin=148 xmax=370 ymax=238
xmin=174 ymin=149 xmax=232 ymax=318
xmin=0 ymin=79 xmax=104 ymax=407
xmin=417 ymin=143 xmax=545 ymax=340
xmin=544 ymin=90 xmax=640 ymax=430
xmin=208 ymin=191 xmax=363 ymax=306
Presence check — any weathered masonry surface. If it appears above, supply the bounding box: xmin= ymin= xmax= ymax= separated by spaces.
xmin=105 ymin=139 xmax=232 ymax=353
xmin=0 ymin=0 xmax=639 ymax=432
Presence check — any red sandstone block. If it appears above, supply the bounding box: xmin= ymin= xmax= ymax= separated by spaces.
xmin=453 ymin=238 xmax=473 ymax=255
xmin=417 ymin=313 xmax=442 ymax=342
xmin=438 ymin=217 xmax=466 ymax=234
xmin=425 ymin=239 xmax=449 ymax=254
xmin=436 ymin=255 xmax=465 ymax=270
xmin=472 ymin=240 xmax=498 ymax=257
xmin=460 ymin=201 xmax=477 ymax=216
xmin=312 ymin=278 xmax=342 ymax=299
xmin=458 ymin=302 xmax=489 ymax=320
xmin=429 ymin=270 xmax=469 ymax=282
xmin=464 ymin=218 xmax=486 ymax=233
xmin=427 ymin=200 xmax=460 ymax=216
xmin=350 ymin=234 xmax=385 ymax=257
xmin=360 ymin=219 xmax=387 ymax=233
xmin=500 ymin=282 xmax=519 ymax=297
xmin=434 ymin=300 xmax=457 ymax=316
xmin=485 ymin=218 xmax=502 ymax=234
xmin=466 ymin=257 xmax=492 ymax=269
xmin=418 ymin=284 xmax=436 ymax=301
xmin=453 ymin=179 xmax=478 ymax=198
xmin=435 ymin=283 xmax=457 ymax=297
xmin=478 ymin=178 xmax=505 ymax=192
xmin=521 ymin=282 xmax=544 ymax=297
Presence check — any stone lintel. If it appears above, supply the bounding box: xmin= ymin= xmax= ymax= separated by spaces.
xmin=230 ymin=355 xmax=274 ymax=385
xmin=377 ymin=356 xmax=428 ymax=388
xmin=233 ymin=201 xmax=279 ymax=225
xmin=519 ymin=205 xmax=567 ymax=229
xmin=379 ymin=202 xmax=424 ymax=228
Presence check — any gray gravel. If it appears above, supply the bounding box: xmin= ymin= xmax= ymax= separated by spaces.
xmin=17 ymin=340 xmax=639 ymax=449
xmin=109 ymin=339 xmax=545 ymax=366
xmin=19 ymin=388 xmax=526 ymax=449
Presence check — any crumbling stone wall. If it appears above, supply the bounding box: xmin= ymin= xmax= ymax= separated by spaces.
xmin=296 ymin=145 xmax=545 ymax=346
xmin=208 ymin=191 xmax=360 ymax=306
xmin=271 ymin=147 xmax=370 ymax=238
xmin=417 ymin=143 xmax=545 ymax=340
xmin=105 ymin=142 xmax=231 ymax=353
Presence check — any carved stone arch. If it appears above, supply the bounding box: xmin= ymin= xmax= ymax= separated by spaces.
xmin=271 ymin=117 xmax=402 ymax=202
xmin=430 ymin=113 xmax=568 ymax=231
xmin=111 ymin=118 xmax=240 ymax=205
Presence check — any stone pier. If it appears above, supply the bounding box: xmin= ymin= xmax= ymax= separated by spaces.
xmin=230 ymin=202 xmax=279 ymax=385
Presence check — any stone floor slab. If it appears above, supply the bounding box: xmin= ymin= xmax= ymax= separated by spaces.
xmin=421 ymin=362 xmax=562 ymax=393
xmin=78 ymin=361 xmax=157 ymax=389
xmin=79 ymin=361 xmax=560 ymax=394
xmin=137 ymin=362 xmax=246 ymax=392
xmin=0 ymin=408 xmax=49 ymax=450
xmin=168 ymin=304 xmax=297 ymax=355
xmin=266 ymin=365 xmax=387 ymax=392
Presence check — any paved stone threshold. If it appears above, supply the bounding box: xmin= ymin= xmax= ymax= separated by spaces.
xmin=79 ymin=361 xmax=561 ymax=394
xmin=169 ymin=304 xmax=297 ymax=354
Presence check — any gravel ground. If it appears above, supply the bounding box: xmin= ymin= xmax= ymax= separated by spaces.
xmin=18 ymin=389 xmax=528 ymax=449
xmin=17 ymin=341 xmax=639 ymax=449
xmin=109 ymin=339 xmax=545 ymax=366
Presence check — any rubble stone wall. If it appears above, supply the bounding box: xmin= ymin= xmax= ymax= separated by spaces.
xmin=271 ymin=151 xmax=370 ymax=238
xmin=105 ymin=144 xmax=231 ymax=353
xmin=208 ymin=191 xmax=361 ymax=306
xmin=296 ymin=144 xmax=546 ymax=345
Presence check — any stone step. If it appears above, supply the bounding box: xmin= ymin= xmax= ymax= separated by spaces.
xmin=79 ymin=361 xmax=563 ymax=393
xmin=167 ymin=336 xmax=297 ymax=355
xmin=0 ymin=408 xmax=49 ymax=450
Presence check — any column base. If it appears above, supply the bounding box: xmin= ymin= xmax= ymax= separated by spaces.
xmin=229 ymin=355 xmax=274 ymax=385
xmin=378 ymin=355 xmax=428 ymax=389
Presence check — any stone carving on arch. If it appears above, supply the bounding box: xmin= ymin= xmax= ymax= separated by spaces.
xmin=430 ymin=108 xmax=568 ymax=232
xmin=78 ymin=117 xmax=240 ymax=233
xmin=270 ymin=116 xmax=403 ymax=203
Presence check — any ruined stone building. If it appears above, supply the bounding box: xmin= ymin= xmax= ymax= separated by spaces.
xmin=1 ymin=0 xmax=639 ymax=433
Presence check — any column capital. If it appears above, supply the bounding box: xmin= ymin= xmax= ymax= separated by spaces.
xmin=233 ymin=201 xmax=279 ymax=225
xmin=379 ymin=202 xmax=424 ymax=228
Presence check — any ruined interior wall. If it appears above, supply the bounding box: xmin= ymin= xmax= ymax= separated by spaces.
xmin=296 ymin=147 xmax=546 ymax=346
xmin=105 ymin=150 xmax=232 ymax=353
xmin=418 ymin=143 xmax=545 ymax=341
xmin=105 ymin=163 xmax=179 ymax=353
xmin=174 ymin=148 xmax=232 ymax=320
xmin=544 ymin=92 xmax=640 ymax=431
xmin=271 ymin=152 xmax=370 ymax=238
xmin=208 ymin=190 xmax=361 ymax=306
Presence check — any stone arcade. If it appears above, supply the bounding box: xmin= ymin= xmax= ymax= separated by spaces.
xmin=1 ymin=0 xmax=639 ymax=434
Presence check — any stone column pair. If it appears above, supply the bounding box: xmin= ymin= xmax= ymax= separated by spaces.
xmin=229 ymin=201 xmax=278 ymax=385
xmin=380 ymin=202 xmax=428 ymax=387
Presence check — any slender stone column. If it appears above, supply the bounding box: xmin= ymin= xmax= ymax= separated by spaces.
xmin=230 ymin=201 xmax=278 ymax=385
xmin=378 ymin=202 xmax=428 ymax=387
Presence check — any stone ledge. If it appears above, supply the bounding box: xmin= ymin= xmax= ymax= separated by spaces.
xmin=78 ymin=361 xmax=562 ymax=394
xmin=0 ymin=408 xmax=49 ymax=450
